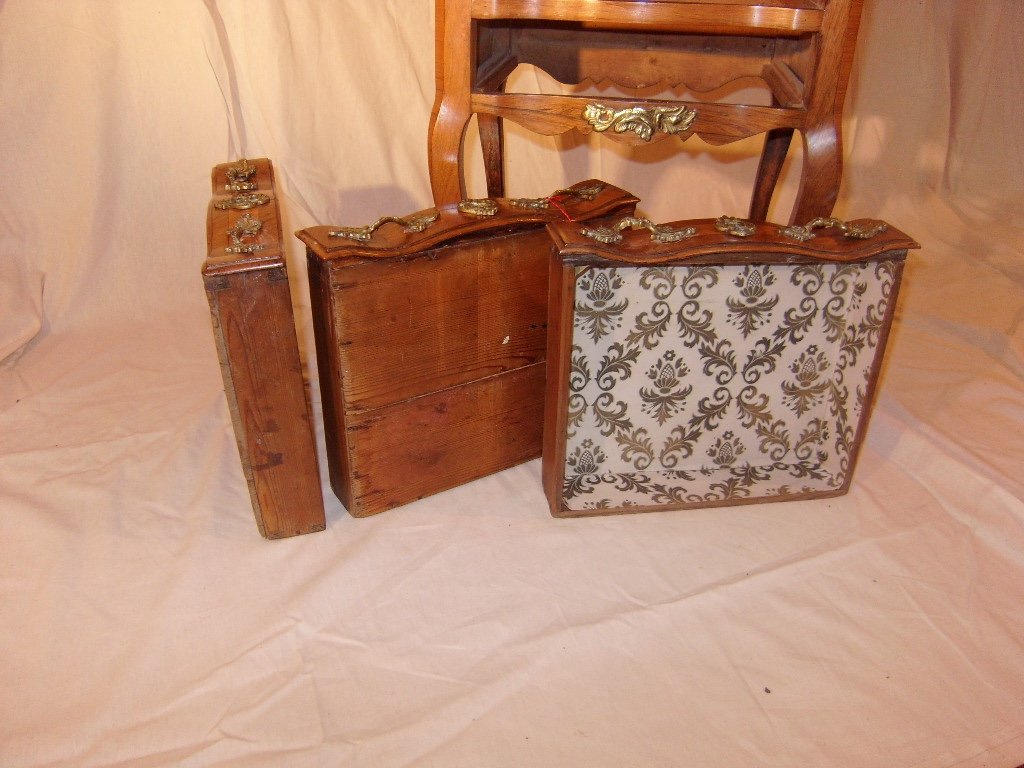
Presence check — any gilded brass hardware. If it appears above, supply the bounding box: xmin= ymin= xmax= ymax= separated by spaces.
xmin=581 ymin=216 xmax=698 ymax=245
xmin=224 ymin=242 xmax=265 ymax=254
xmin=224 ymin=159 xmax=258 ymax=191
xmin=779 ymin=224 xmax=816 ymax=242
xmin=509 ymin=197 xmax=550 ymax=210
xmin=225 ymin=212 xmax=265 ymax=254
xmin=510 ymin=182 xmax=607 ymax=210
xmin=226 ymin=158 xmax=256 ymax=184
xmin=715 ymin=216 xmax=756 ymax=237
xmin=214 ymin=192 xmax=271 ymax=211
xmin=842 ymin=219 xmax=888 ymax=239
xmin=780 ymin=217 xmax=889 ymax=242
xmin=228 ymin=211 xmax=262 ymax=241
xmin=583 ymin=103 xmax=697 ymax=142
xmin=458 ymin=198 xmax=499 ymax=217
xmin=328 ymin=211 xmax=440 ymax=242
xmin=554 ymin=182 xmax=605 ymax=201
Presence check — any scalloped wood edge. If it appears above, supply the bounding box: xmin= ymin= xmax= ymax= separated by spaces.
xmin=296 ymin=180 xmax=640 ymax=259
xmin=547 ymin=217 xmax=920 ymax=265
xmin=472 ymin=94 xmax=803 ymax=146
xmin=470 ymin=0 xmax=826 ymax=36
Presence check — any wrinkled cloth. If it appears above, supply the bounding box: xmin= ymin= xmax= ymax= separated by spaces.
xmin=1 ymin=2 xmax=1023 ymax=767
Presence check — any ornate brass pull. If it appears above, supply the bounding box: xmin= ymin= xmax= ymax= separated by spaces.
xmin=510 ymin=182 xmax=607 ymax=210
xmin=581 ymin=216 xmax=698 ymax=245
xmin=780 ymin=217 xmax=889 ymax=242
xmin=715 ymin=216 xmax=757 ymax=237
xmin=328 ymin=211 xmax=439 ymax=242
xmin=225 ymin=212 xmax=265 ymax=254
xmin=583 ymin=103 xmax=697 ymax=142
xmin=214 ymin=192 xmax=271 ymax=211
xmin=457 ymin=198 xmax=499 ymax=217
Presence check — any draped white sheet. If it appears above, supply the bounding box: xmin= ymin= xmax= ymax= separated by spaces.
xmin=2 ymin=2 xmax=1023 ymax=766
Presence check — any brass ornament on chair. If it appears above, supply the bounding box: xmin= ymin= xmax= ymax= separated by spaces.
xmin=780 ymin=217 xmax=889 ymax=242
xmin=328 ymin=211 xmax=440 ymax=242
xmin=583 ymin=103 xmax=697 ymax=142
xmin=581 ymin=216 xmax=698 ymax=245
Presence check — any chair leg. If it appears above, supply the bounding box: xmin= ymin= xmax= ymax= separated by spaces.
xmin=749 ymin=127 xmax=794 ymax=222
xmin=790 ymin=121 xmax=843 ymax=225
xmin=428 ymin=96 xmax=474 ymax=205
xmin=479 ymin=112 xmax=505 ymax=199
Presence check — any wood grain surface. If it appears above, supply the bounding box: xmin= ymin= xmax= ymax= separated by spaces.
xmin=302 ymin=184 xmax=639 ymax=517
xmin=429 ymin=0 xmax=864 ymax=223
xmin=203 ymin=159 xmax=326 ymax=538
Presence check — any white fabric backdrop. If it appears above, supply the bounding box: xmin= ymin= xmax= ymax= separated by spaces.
xmin=2 ymin=2 xmax=1023 ymax=766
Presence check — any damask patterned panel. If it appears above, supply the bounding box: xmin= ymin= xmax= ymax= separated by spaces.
xmin=555 ymin=258 xmax=902 ymax=514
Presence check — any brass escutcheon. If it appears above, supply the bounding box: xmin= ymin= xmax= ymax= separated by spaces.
xmin=226 ymin=158 xmax=257 ymax=185
xmin=715 ymin=216 xmax=757 ymax=238
xmin=458 ymin=198 xmax=499 ymax=217
xmin=224 ymin=212 xmax=265 ymax=253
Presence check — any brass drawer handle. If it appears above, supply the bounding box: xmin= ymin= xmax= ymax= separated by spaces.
xmin=328 ymin=211 xmax=440 ymax=242
xmin=780 ymin=217 xmax=889 ymax=242
xmin=581 ymin=216 xmax=697 ymax=245
xmin=510 ymin=182 xmax=607 ymax=210
xmin=214 ymin=192 xmax=271 ymax=211
xmin=583 ymin=102 xmax=697 ymax=142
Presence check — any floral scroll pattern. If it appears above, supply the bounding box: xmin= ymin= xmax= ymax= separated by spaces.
xmin=561 ymin=261 xmax=899 ymax=510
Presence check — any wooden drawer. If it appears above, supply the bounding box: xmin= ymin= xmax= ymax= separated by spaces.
xmin=203 ymin=158 xmax=326 ymax=538
xmin=542 ymin=214 xmax=918 ymax=517
xmin=298 ymin=181 xmax=638 ymax=516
